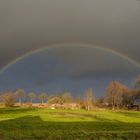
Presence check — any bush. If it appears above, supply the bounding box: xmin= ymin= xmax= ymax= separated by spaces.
xmin=1 ymin=92 xmax=16 ymax=107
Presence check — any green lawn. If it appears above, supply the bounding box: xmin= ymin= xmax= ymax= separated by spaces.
xmin=0 ymin=108 xmax=140 ymax=140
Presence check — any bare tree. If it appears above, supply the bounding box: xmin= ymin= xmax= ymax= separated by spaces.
xmin=48 ymin=95 xmax=60 ymax=104
xmin=1 ymin=92 xmax=16 ymax=107
xmin=84 ymin=88 xmax=94 ymax=110
xmin=28 ymin=92 xmax=36 ymax=103
xmin=48 ymin=92 xmax=73 ymax=105
xmin=105 ymin=81 xmax=129 ymax=109
xmin=60 ymin=92 xmax=73 ymax=104
xmin=39 ymin=92 xmax=47 ymax=104
xmin=15 ymin=89 xmax=26 ymax=105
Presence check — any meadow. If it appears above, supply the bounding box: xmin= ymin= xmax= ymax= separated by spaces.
xmin=0 ymin=108 xmax=140 ymax=140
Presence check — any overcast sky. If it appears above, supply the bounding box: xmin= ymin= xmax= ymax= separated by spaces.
xmin=0 ymin=46 xmax=139 ymax=96
xmin=0 ymin=0 xmax=140 ymax=96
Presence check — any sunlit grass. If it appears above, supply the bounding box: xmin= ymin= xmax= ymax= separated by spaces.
xmin=1 ymin=108 xmax=139 ymax=122
xmin=0 ymin=108 xmax=140 ymax=139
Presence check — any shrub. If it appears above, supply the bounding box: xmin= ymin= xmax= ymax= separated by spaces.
xmin=1 ymin=92 xmax=16 ymax=107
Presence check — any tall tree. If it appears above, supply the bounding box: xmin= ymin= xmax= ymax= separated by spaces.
xmin=15 ymin=89 xmax=25 ymax=104
xmin=48 ymin=92 xmax=73 ymax=105
xmin=39 ymin=92 xmax=47 ymax=104
xmin=84 ymin=88 xmax=94 ymax=110
xmin=28 ymin=92 xmax=36 ymax=103
xmin=105 ymin=81 xmax=128 ymax=109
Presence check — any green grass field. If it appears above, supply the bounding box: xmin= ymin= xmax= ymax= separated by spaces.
xmin=0 ymin=108 xmax=140 ymax=140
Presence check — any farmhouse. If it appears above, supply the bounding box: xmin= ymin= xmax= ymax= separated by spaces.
xmin=48 ymin=103 xmax=80 ymax=110
xmin=133 ymin=99 xmax=140 ymax=110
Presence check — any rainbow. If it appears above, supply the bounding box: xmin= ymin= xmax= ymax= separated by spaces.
xmin=0 ymin=43 xmax=140 ymax=74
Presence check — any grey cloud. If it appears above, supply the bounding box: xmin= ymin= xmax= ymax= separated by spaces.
xmin=0 ymin=46 xmax=139 ymax=94
xmin=45 ymin=46 xmax=140 ymax=77
xmin=0 ymin=0 xmax=140 ymax=69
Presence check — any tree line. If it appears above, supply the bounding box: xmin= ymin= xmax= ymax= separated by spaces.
xmin=0 ymin=76 xmax=140 ymax=110
xmin=0 ymin=90 xmax=47 ymax=107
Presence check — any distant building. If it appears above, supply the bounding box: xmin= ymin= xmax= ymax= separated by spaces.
xmin=133 ymin=99 xmax=140 ymax=110
xmin=134 ymin=99 xmax=140 ymax=105
xmin=48 ymin=103 xmax=80 ymax=110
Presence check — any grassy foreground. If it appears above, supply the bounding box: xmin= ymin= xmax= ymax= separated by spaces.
xmin=0 ymin=108 xmax=140 ymax=140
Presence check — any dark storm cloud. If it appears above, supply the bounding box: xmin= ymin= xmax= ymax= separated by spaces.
xmin=43 ymin=46 xmax=140 ymax=78
xmin=0 ymin=0 xmax=140 ymax=70
xmin=0 ymin=46 xmax=138 ymax=96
